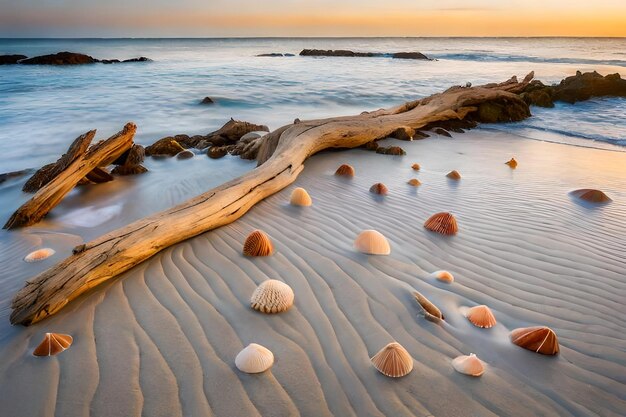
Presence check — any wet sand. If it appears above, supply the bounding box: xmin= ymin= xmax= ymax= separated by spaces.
xmin=0 ymin=129 xmax=625 ymax=416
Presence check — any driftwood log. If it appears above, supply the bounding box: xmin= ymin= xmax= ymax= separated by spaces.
xmin=10 ymin=75 xmax=534 ymax=325
xmin=4 ymin=123 xmax=136 ymax=229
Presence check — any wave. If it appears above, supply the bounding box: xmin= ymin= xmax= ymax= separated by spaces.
xmin=432 ymin=52 xmax=626 ymax=67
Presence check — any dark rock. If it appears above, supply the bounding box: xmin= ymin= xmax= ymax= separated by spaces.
xmin=173 ymin=134 xmax=191 ymax=148
xmin=201 ymin=97 xmax=215 ymax=105
xmin=208 ymin=146 xmax=228 ymax=159
xmin=84 ymin=167 xmax=114 ymax=184
xmin=100 ymin=59 xmax=121 ymax=64
xmin=122 ymin=57 xmax=151 ymax=63
xmin=19 ymin=52 xmax=96 ymax=65
xmin=413 ymin=130 xmax=429 ymax=139
xmin=552 ymin=71 xmax=626 ymax=103
xmin=364 ymin=141 xmax=379 ymax=151
xmin=389 ymin=127 xmax=415 ymax=141
xmin=111 ymin=164 xmax=148 ymax=176
xmin=176 ymin=150 xmax=194 ymax=159
xmin=0 ymin=54 xmax=27 ymax=65
xmin=204 ymin=118 xmax=269 ymax=146
xmin=475 ymin=97 xmax=531 ymax=123
xmin=196 ymin=139 xmax=211 ymax=150
xmin=294 ymin=118 xmax=301 ymax=124
xmin=0 ymin=169 xmax=31 ymax=183
xmin=391 ymin=52 xmax=430 ymax=60
xmin=113 ymin=144 xmax=145 ymax=165
xmin=145 ymin=137 xmax=185 ymax=157
xmin=376 ymin=146 xmax=406 ymax=155
xmin=433 ymin=128 xmax=452 ymax=137
xmin=284 ymin=53 xmax=295 ymax=57
xmin=521 ymin=88 xmax=554 ymax=108
xmin=257 ymin=53 xmax=284 ymax=57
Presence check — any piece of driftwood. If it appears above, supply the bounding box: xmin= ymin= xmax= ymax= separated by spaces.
xmin=10 ymin=75 xmax=534 ymax=325
xmin=4 ymin=123 xmax=136 ymax=230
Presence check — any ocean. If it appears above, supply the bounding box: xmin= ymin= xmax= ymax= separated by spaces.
xmin=0 ymin=37 xmax=625 ymax=173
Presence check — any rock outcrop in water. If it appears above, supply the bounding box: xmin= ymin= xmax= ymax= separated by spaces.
xmin=9 ymin=51 xmax=152 ymax=66
xmin=0 ymin=54 xmax=27 ymax=65
xmin=299 ymin=49 xmax=431 ymax=60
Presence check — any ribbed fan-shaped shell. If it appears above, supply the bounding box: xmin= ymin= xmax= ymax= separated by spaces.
xmin=411 ymin=163 xmax=420 ymax=171
xmin=452 ymin=353 xmax=485 ymax=376
xmin=250 ymin=279 xmax=294 ymax=314
xmin=371 ymin=342 xmax=413 ymax=378
xmin=33 ymin=333 xmax=73 ymax=356
xmin=505 ymin=158 xmax=518 ymax=168
xmin=465 ymin=305 xmax=497 ymax=328
xmin=407 ymin=179 xmax=421 ymax=186
xmin=424 ymin=212 xmax=458 ymax=235
xmin=369 ymin=183 xmax=388 ymax=195
xmin=570 ymin=189 xmax=611 ymax=203
xmin=446 ymin=170 xmax=461 ymax=180
xmin=243 ymin=230 xmax=274 ymax=256
xmin=290 ymin=187 xmax=312 ymax=206
xmin=510 ymin=326 xmax=560 ymax=355
xmin=335 ymin=164 xmax=355 ymax=177
xmin=24 ymin=248 xmax=55 ymax=262
xmin=354 ymin=230 xmax=391 ymax=255
xmin=235 ymin=343 xmax=275 ymax=373
xmin=431 ymin=270 xmax=454 ymax=283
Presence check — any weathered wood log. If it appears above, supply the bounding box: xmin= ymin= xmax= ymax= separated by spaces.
xmin=4 ymin=123 xmax=136 ymax=230
xmin=10 ymin=75 xmax=534 ymax=325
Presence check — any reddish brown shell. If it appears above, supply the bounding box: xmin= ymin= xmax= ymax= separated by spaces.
xmin=243 ymin=230 xmax=274 ymax=256
xmin=371 ymin=342 xmax=413 ymax=377
xmin=407 ymin=179 xmax=421 ymax=186
xmin=570 ymin=189 xmax=611 ymax=203
xmin=424 ymin=212 xmax=458 ymax=235
xmin=465 ymin=305 xmax=497 ymax=328
xmin=505 ymin=158 xmax=518 ymax=169
xmin=446 ymin=170 xmax=461 ymax=180
xmin=369 ymin=183 xmax=388 ymax=195
xmin=33 ymin=333 xmax=73 ymax=356
xmin=510 ymin=326 xmax=560 ymax=355
xmin=335 ymin=164 xmax=355 ymax=177
xmin=411 ymin=163 xmax=420 ymax=171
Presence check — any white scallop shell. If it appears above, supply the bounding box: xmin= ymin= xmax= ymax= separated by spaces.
xmin=24 ymin=248 xmax=55 ymax=262
xmin=235 ymin=343 xmax=274 ymax=373
xmin=452 ymin=353 xmax=485 ymax=376
xmin=250 ymin=279 xmax=295 ymax=314
xmin=290 ymin=187 xmax=312 ymax=206
xmin=354 ymin=230 xmax=390 ymax=255
xmin=431 ymin=270 xmax=454 ymax=283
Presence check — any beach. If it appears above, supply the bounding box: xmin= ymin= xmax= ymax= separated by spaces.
xmin=0 ymin=127 xmax=624 ymax=416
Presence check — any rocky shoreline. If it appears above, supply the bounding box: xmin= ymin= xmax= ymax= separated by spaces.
xmin=0 ymin=51 xmax=151 ymax=65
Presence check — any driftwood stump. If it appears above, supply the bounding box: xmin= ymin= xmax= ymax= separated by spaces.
xmin=10 ymin=76 xmax=533 ymax=325
xmin=4 ymin=123 xmax=136 ymax=229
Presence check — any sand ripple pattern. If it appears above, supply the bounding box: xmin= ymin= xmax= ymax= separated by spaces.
xmin=0 ymin=130 xmax=625 ymax=416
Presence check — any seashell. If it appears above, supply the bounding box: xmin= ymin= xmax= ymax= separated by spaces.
xmin=235 ymin=343 xmax=275 ymax=373
xmin=407 ymin=179 xmax=421 ymax=187
xmin=505 ymin=157 xmax=518 ymax=169
xmin=370 ymin=342 xmax=413 ymax=378
xmin=354 ymin=230 xmax=390 ymax=255
xmin=24 ymin=248 xmax=55 ymax=263
xmin=452 ymin=353 xmax=485 ymax=376
xmin=33 ymin=333 xmax=73 ymax=356
xmin=570 ymin=189 xmax=611 ymax=203
xmin=431 ymin=270 xmax=454 ymax=283
xmin=369 ymin=183 xmax=388 ymax=195
xmin=335 ymin=164 xmax=355 ymax=177
xmin=243 ymin=230 xmax=274 ymax=256
xmin=510 ymin=326 xmax=559 ymax=355
xmin=413 ymin=291 xmax=444 ymax=321
xmin=465 ymin=305 xmax=497 ymax=328
xmin=446 ymin=170 xmax=461 ymax=180
xmin=424 ymin=212 xmax=458 ymax=235
xmin=411 ymin=163 xmax=420 ymax=171
xmin=290 ymin=187 xmax=312 ymax=206
xmin=250 ymin=279 xmax=294 ymax=314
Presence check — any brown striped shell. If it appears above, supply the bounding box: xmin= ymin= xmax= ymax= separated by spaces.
xmin=243 ymin=230 xmax=274 ymax=256
xmin=505 ymin=158 xmax=518 ymax=169
xmin=407 ymin=179 xmax=421 ymax=186
xmin=411 ymin=163 xmax=420 ymax=171
xmin=424 ymin=212 xmax=458 ymax=235
xmin=510 ymin=326 xmax=560 ymax=355
xmin=369 ymin=183 xmax=388 ymax=195
xmin=335 ymin=164 xmax=355 ymax=177
xmin=570 ymin=189 xmax=611 ymax=203
xmin=371 ymin=342 xmax=413 ymax=378
xmin=250 ymin=279 xmax=294 ymax=314
xmin=446 ymin=170 xmax=461 ymax=180
xmin=465 ymin=305 xmax=497 ymax=328
xmin=33 ymin=333 xmax=73 ymax=356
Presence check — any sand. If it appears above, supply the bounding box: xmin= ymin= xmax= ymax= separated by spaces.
xmin=0 ymin=129 xmax=625 ymax=416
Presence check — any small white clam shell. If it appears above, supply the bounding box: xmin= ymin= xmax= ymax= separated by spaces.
xmin=235 ymin=343 xmax=274 ymax=373
xmin=250 ymin=279 xmax=294 ymax=314
xmin=452 ymin=353 xmax=485 ymax=376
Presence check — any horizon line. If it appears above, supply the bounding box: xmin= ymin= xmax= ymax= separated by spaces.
xmin=2 ymin=36 xmax=626 ymax=40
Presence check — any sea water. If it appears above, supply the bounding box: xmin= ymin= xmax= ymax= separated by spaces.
xmin=0 ymin=37 xmax=625 ymax=173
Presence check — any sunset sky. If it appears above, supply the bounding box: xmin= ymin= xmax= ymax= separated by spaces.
xmin=1 ymin=0 xmax=625 ymax=37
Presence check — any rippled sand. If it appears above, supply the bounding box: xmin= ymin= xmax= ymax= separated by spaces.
xmin=0 ymin=129 xmax=624 ymax=416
